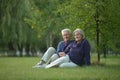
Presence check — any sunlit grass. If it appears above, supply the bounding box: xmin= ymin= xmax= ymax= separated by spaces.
xmin=0 ymin=54 xmax=120 ymax=80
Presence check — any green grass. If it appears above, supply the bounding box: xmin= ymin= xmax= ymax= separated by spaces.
xmin=0 ymin=55 xmax=120 ymax=80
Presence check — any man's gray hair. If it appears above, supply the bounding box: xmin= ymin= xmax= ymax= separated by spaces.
xmin=61 ymin=28 xmax=71 ymax=35
xmin=73 ymin=28 xmax=85 ymax=39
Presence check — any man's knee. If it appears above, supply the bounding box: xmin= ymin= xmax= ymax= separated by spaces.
xmin=48 ymin=47 xmax=56 ymax=52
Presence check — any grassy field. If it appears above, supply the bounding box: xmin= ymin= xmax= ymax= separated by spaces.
xmin=0 ymin=54 xmax=120 ymax=80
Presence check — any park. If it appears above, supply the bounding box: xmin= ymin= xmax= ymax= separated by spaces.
xmin=0 ymin=0 xmax=120 ymax=80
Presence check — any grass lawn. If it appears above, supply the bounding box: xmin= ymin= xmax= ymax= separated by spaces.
xmin=0 ymin=54 xmax=120 ymax=80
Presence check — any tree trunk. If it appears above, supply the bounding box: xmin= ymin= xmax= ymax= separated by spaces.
xmin=95 ymin=0 xmax=100 ymax=63
xmin=46 ymin=36 xmax=49 ymax=49
xmin=50 ymin=33 xmax=53 ymax=47
xmin=96 ymin=20 xmax=100 ymax=63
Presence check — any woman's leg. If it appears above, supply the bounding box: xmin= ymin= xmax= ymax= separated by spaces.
xmin=45 ymin=55 xmax=69 ymax=68
xmin=59 ymin=62 xmax=78 ymax=68
xmin=46 ymin=54 xmax=59 ymax=64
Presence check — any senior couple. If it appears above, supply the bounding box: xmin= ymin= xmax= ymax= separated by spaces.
xmin=33 ymin=28 xmax=91 ymax=68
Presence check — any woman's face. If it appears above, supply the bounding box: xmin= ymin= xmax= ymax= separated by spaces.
xmin=74 ymin=31 xmax=83 ymax=42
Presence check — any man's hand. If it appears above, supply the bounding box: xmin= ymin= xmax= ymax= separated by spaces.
xmin=59 ymin=52 xmax=66 ymax=57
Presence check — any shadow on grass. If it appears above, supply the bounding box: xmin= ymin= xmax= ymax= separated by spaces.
xmin=91 ymin=61 xmax=120 ymax=70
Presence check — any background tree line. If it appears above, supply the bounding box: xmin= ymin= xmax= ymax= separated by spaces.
xmin=0 ymin=0 xmax=120 ymax=62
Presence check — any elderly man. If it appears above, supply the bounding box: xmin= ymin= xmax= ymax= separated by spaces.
xmin=33 ymin=28 xmax=73 ymax=68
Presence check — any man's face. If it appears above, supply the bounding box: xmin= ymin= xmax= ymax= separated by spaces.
xmin=62 ymin=31 xmax=71 ymax=42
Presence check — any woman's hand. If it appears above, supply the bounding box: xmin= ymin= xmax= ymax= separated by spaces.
xmin=59 ymin=52 xmax=66 ymax=57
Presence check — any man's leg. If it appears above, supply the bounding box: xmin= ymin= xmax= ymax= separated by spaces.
xmin=41 ymin=47 xmax=56 ymax=62
xmin=33 ymin=47 xmax=56 ymax=68
xmin=45 ymin=55 xmax=69 ymax=68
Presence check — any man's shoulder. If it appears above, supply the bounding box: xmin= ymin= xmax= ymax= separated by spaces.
xmin=58 ymin=41 xmax=64 ymax=45
xmin=59 ymin=41 xmax=64 ymax=43
xmin=59 ymin=40 xmax=74 ymax=45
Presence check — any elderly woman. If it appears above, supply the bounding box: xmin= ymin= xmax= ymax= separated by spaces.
xmin=45 ymin=28 xmax=91 ymax=68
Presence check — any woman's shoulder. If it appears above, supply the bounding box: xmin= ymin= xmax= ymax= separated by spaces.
xmin=83 ymin=39 xmax=89 ymax=42
xmin=82 ymin=39 xmax=90 ymax=45
xmin=82 ymin=39 xmax=91 ymax=48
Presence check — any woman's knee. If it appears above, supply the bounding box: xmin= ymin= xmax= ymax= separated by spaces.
xmin=59 ymin=63 xmax=68 ymax=68
xmin=59 ymin=56 xmax=69 ymax=63
xmin=59 ymin=62 xmax=78 ymax=68
xmin=50 ymin=54 xmax=59 ymax=61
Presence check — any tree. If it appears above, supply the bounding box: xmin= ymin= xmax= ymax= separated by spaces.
xmin=25 ymin=0 xmax=65 ymax=49
xmin=0 ymin=0 xmax=34 ymax=56
xmin=55 ymin=0 xmax=120 ymax=62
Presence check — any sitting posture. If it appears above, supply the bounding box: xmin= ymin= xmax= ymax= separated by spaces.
xmin=45 ymin=28 xmax=91 ymax=68
xmin=33 ymin=28 xmax=73 ymax=68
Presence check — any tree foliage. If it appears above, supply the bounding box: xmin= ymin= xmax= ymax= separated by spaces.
xmin=0 ymin=0 xmax=120 ymax=58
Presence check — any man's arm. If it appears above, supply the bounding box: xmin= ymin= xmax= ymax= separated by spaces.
xmin=55 ymin=41 xmax=64 ymax=55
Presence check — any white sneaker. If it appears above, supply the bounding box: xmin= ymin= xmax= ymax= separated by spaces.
xmin=32 ymin=63 xmax=40 ymax=68
xmin=45 ymin=64 xmax=52 ymax=69
xmin=32 ymin=60 xmax=46 ymax=68
xmin=32 ymin=64 xmax=46 ymax=68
